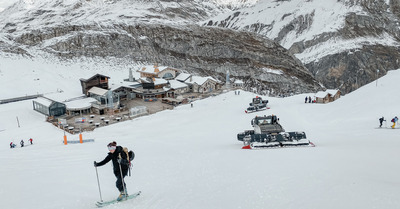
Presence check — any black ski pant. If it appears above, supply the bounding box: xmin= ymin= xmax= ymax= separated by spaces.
xmin=114 ymin=169 xmax=128 ymax=193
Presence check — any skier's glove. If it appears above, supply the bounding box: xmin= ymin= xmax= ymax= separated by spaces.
xmin=94 ymin=161 xmax=97 ymax=167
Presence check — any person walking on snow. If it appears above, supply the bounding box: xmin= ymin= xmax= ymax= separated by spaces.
xmin=94 ymin=141 xmax=129 ymax=201
xmin=379 ymin=117 xmax=386 ymax=128
xmin=20 ymin=140 xmax=24 ymax=147
xmin=10 ymin=142 xmax=15 ymax=148
xmin=28 ymin=138 xmax=33 ymax=145
xmin=391 ymin=116 xmax=398 ymax=129
xmin=305 ymin=96 xmax=308 ymax=103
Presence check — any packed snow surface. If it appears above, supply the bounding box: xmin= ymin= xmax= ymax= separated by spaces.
xmin=1 ymin=56 xmax=400 ymax=209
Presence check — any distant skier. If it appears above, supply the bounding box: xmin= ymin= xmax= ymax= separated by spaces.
xmin=94 ymin=141 xmax=130 ymax=201
xmin=391 ymin=116 xmax=398 ymax=129
xmin=308 ymin=96 xmax=312 ymax=103
xmin=305 ymin=97 xmax=308 ymax=103
xmin=10 ymin=142 xmax=16 ymax=148
xmin=379 ymin=117 xmax=386 ymax=128
xmin=20 ymin=140 xmax=24 ymax=147
xmin=28 ymin=138 xmax=33 ymax=145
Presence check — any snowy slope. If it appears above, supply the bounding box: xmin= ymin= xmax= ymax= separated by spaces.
xmin=0 ymin=0 xmax=235 ymax=35
xmin=1 ymin=56 xmax=400 ymax=209
xmin=0 ymin=55 xmax=143 ymax=100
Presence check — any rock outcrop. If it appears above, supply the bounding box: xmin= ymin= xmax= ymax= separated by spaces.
xmin=0 ymin=0 xmax=322 ymax=95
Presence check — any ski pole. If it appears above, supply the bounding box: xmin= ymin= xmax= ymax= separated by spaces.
xmin=95 ymin=166 xmax=103 ymax=202
xmin=118 ymin=161 xmax=127 ymax=199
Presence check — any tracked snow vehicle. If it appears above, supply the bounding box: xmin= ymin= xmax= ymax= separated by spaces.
xmin=245 ymin=96 xmax=269 ymax=113
xmin=237 ymin=115 xmax=314 ymax=149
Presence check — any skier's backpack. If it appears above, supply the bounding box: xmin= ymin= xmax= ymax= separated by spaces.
xmin=119 ymin=147 xmax=135 ymax=176
xmin=391 ymin=118 xmax=395 ymax=123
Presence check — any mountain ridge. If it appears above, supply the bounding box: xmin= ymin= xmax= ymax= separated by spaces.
xmin=204 ymin=0 xmax=400 ymax=94
xmin=0 ymin=0 xmax=324 ymax=95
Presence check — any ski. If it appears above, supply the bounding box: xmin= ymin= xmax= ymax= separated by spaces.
xmin=96 ymin=191 xmax=141 ymax=208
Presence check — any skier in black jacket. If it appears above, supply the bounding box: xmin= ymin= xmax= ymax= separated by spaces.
xmin=379 ymin=117 xmax=386 ymax=128
xmin=94 ymin=141 xmax=129 ymax=201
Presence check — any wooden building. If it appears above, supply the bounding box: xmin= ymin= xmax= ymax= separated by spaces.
xmin=326 ymin=89 xmax=341 ymax=102
xmin=80 ymin=74 xmax=110 ymax=95
xmin=315 ymin=89 xmax=341 ymax=103
xmin=315 ymin=91 xmax=329 ymax=103
xmin=165 ymin=80 xmax=189 ymax=98
xmin=185 ymin=76 xmax=222 ymax=93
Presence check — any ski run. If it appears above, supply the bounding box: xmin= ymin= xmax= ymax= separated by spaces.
xmin=1 ymin=58 xmax=400 ymax=209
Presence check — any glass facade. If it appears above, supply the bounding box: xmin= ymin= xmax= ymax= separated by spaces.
xmin=33 ymin=101 xmax=66 ymax=116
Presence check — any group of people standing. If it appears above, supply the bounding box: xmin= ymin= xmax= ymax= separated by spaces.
xmin=10 ymin=138 xmax=33 ymax=148
xmin=379 ymin=116 xmax=399 ymax=128
xmin=304 ymin=96 xmax=315 ymax=103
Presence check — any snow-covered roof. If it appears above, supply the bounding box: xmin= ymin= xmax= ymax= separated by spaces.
xmin=88 ymin=87 xmax=108 ymax=96
xmin=138 ymin=65 xmax=169 ymax=75
xmin=65 ymin=97 xmax=97 ymax=111
xmin=33 ymin=97 xmax=53 ymax=107
xmin=80 ymin=74 xmax=110 ymax=82
xmin=315 ymin=91 xmax=328 ymax=98
xmin=168 ymin=80 xmax=188 ymax=89
xmin=175 ymin=73 xmax=191 ymax=82
xmin=315 ymin=89 xmax=339 ymax=99
xmin=110 ymin=81 xmax=142 ymax=91
xmin=43 ymin=92 xmax=81 ymax=103
xmin=186 ymin=76 xmax=216 ymax=86
xmin=326 ymin=89 xmax=339 ymax=96
xmin=154 ymin=78 xmax=168 ymax=85
xmin=234 ymin=79 xmax=244 ymax=84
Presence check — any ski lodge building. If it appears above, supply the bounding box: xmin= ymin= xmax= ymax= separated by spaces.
xmin=315 ymin=89 xmax=341 ymax=103
xmin=32 ymin=65 xmax=223 ymax=118
xmin=80 ymin=74 xmax=110 ymax=95
xmin=137 ymin=65 xmax=179 ymax=80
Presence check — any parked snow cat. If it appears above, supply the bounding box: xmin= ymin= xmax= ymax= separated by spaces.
xmin=237 ymin=115 xmax=314 ymax=149
xmin=245 ymin=96 xmax=269 ymax=113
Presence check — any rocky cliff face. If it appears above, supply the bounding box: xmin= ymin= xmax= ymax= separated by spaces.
xmin=0 ymin=0 xmax=322 ymax=95
xmin=10 ymin=23 xmax=321 ymax=95
xmin=205 ymin=0 xmax=400 ymax=94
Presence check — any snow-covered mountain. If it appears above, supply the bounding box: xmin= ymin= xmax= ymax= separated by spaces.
xmin=205 ymin=0 xmax=400 ymax=94
xmin=2 ymin=0 xmax=399 ymax=95
xmin=0 ymin=0 xmax=322 ymax=95
xmin=1 ymin=52 xmax=400 ymax=209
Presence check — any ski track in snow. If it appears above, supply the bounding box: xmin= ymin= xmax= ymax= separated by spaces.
xmin=1 ymin=57 xmax=400 ymax=209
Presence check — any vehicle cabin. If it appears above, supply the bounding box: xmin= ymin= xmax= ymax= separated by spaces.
xmin=80 ymin=74 xmax=110 ymax=95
